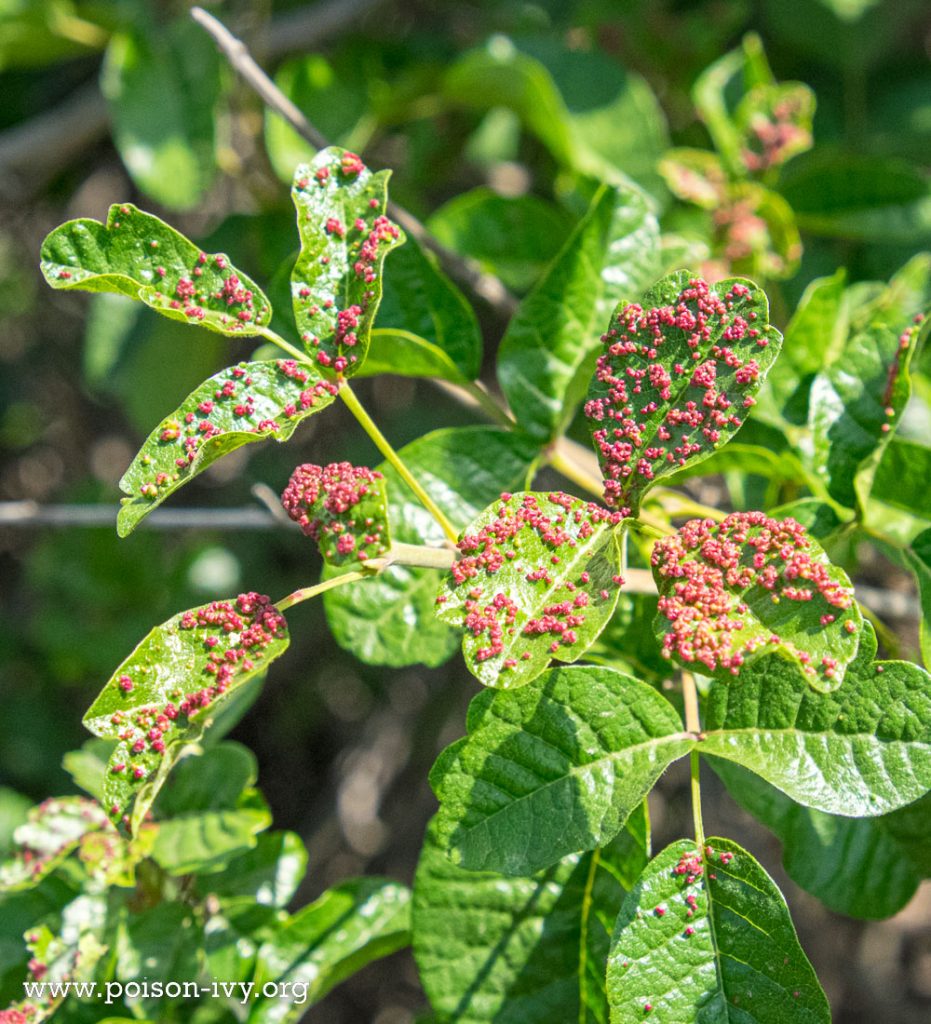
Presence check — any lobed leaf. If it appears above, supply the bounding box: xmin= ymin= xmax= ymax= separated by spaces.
xmin=430 ymin=665 xmax=692 ymax=875
xmin=83 ymin=593 xmax=289 ymax=833
xmin=413 ymin=808 xmax=649 ymax=1024
xmin=606 ymin=837 xmax=829 ymax=1022
xmin=807 ymin=253 xmax=931 ymax=509
xmin=436 ymin=491 xmax=625 ymax=689
xmin=498 ymin=184 xmax=660 ymax=443
xmin=710 ymin=758 xmax=920 ymax=920
xmin=700 ymin=622 xmax=931 ymax=816
xmin=250 ymin=878 xmax=412 ymax=1023
xmin=116 ymin=359 xmax=338 ymax=537
xmin=40 ymin=203 xmax=271 ymax=334
xmin=324 ymin=427 xmax=536 ymax=668
xmin=585 ymin=273 xmax=781 ymax=515
xmin=290 ymin=148 xmax=405 ymax=375
xmin=651 ymin=511 xmax=862 ymax=690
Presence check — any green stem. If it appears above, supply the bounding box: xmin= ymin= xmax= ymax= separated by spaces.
xmin=256 ymin=325 xmax=316 ymax=365
xmin=276 ymin=570 xmax=370 ymax=611
xmin=682 ymin=671 xmax=705 ymax=848
xmin=338 ymin=382 xmax=459 ymax=545
xmin=548 ymin=446 xmax=603 ymax=497
xmin=461 ymin=381 xmax=515 ymax=428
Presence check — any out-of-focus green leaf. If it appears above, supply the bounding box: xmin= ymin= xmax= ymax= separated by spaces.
xmin=250 ymin=878 xmax=412 ymax=1022
xmin=413 ymin=807 xmax=649 ymax=1023
xmin=116 ymin=360 xmax=337 ymax=537
xmin=41 ymin=204 xmax=271 ymax=335
xmin=290 ymin=148 xmax=404 ymax=375
xmin=371 ymin=232 xmax=482 ymax=381
xmin=324 ymin=427 xmax=536 ymax=669
xmin=62 ymin=739 xmax=115 ymax=804
xmin=430 ymin=665 xmax=691 ymax=875
xmin=498 ymin=184 xmax=660 ymax=442
xmin=83 ymin=594 xmax=289 ymax=833
xmin=102 ymin=19 xmax=221 ymax=210
xmin=710 ymin=757 xmax=920 ymax=919
xmin=196 ymin=831 xmax=308 ymax=908
xmin=427 ymin=188 xmax=575 ymax=292
xmin=607 ymin=838 xmax=829 ymax=1022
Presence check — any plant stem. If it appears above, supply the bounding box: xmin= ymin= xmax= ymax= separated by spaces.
xmin=461 ymin=381 xmax=515 ymax=428
xmin=276 ymin=570 xmax=371 ymax=611
xmin=682 ymin=671 xmax=705 ymax=848
xmin=649 ymin=489 xmax=726 ymax=522
xmin=548 ymin=446 xmax=603 ymax=497
xmin=384 ymin=542 xmax=456 ymax=570
xmin=257 ymin=325 xmax=313 ymax=365
xmin=338 ymin=383 xmax=460 ymax=545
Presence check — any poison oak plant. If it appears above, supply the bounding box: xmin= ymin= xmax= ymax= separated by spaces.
xmin=2 ymin=131 xmax=930 ymax=1024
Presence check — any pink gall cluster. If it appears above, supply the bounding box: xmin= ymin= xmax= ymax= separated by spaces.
xmin=106 ymin=594 xmax=286 ymax=818
xmin=741 ymin=92 xmax=811 ymax=174
xmin=440 ymin=492 xmax=624 ymax=669
xmin=585 ymin=279 xmax=770 ymax=511
xmin=135 ymin=362 xmax=337 ymax=505
xmin=1 ymin=799 xmax=110 ymax=885
xmin=652 ymin=512 xmax=856 ymax=680
xmin=281 ymin=462 xmax=389 ymax=563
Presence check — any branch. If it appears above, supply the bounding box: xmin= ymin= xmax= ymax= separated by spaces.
xmin=190 ymin=6 xmax=518 ymax=319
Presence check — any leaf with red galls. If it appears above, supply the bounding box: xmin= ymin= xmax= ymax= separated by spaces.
xmin=117 ymin=360 xmax=338 ymax=537
xmin=436 ymin=491 xmax=626 ymax=688
xmin=83 ymin=593 xmax=290 ymax=835
xmin=40 ymin=204 xmax=271 ymax=335
xmin=282 ymin=462 xmax=391 ymax=567
xmin=290 ymin=147 xmax=405 ymax=376
xmin=584 ymin=272 xmax=782 ymax=515
xmin=651 ymin=511 xmax=862 ymax=689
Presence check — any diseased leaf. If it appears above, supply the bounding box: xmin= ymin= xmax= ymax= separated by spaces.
xmin=734 ymin=81 xmax=815 ymax=175
xmin=373 ymin=232 xmax=482 ymax=381
xmin=700 ymin=622 xmax=931 ymax=816
xmin=324 ymin=428 xmax=536 ymax=669
xmin=282 ymin=461 xmax=390 ymax=566
xmin=585 ymin=273 xmax=781 ymax=514
xmin=652 ymin=511 xmax=862 ymax=690
xmin=498 ymin=185 xmax=660 ymax=443
xmin=117 ymin=360 xmax=338 ymax=537
xmin=83 ymin=593 xmax=289 ymax=833
xmin=427 ymin=188 xmax=575 ymax=292
xmin=290 ymin=148 xmax=404 ymax=375
xmin=807 ymin=254 xmax=931 ymax=508
xmin=710 ymin=757 xmax=920 ymax=919
xmin=436 ymin=492 xmax=625 ymax=689
xmin=413 ymin=808 xmax=649 ymax=1024
xmin=606 ymin=837 xmax=829 ymax=1023
xmin=102 ymin=21 xmax=221 ymax=211
xmin=40 ymin=204 xmax=272 ymax=335
xmin=250 ymin=878 xmax=412 ymax=1023
xmin=430 ymin=665 xmax=692 ymax=875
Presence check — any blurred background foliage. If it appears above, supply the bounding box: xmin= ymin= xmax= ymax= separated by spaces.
xmin=0 ymin=0 xmax=930 ymax=1020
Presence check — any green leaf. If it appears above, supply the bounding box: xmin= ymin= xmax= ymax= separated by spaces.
xmin=250 ymin=878 xmax=411 ymax=1023
xmin=606 ymin=837 xmax=829 ymax=1022
xmin=290 ymin=148 xmax=405 ymax=375
xmin=102 ymin=20 xmax=221 ymax=211
xmin=659 ymin=149 xmax=728 ymax=209
xmin=371 ymin=232 xmax=482 ymax=381
xmin=62 ymin=739 xmax=116 ymax=803
xmin=196 ymin=831 xmax=308 ymax=908
xmin=587 ymin=594 xmax=669 ymax=686
xmin=652 ymin=511 xmax=862 ymax=689
xmin=709 ymin=757 xmax=920 ymax=919
xmin=436 ymin=491 xmax=625 ymax=688
xmin=41 ymin=204 xmax=272 ymax=335
xmin=265 ymin=54 xmax=370 ymax=184
xmin=871 ymin=438 xmax=931 ymax=519
xmin=116 ymin=359 xmax=338 ymax=537
xmin=498 ymin=184 xmax=660 ymax=442
xmin=413 ymin=808 xmax=649 ymax=1024
xmin=904 ymin=527 xmax=931 ymax=670
xmin=781 ymin=152 xmax=931 ymax=243
xmin=0 ymin=798 xmax=109 ymax=893
xmin=83 ymin=593 xmax=289 ymax=833
xmin=430 ymin=665 xmax=692 ymax=875
xmin=756 ymin=269 xmax=847 ymax=426
xmin=150 ymin=744 xmax=272 ymax=875
xmin=323 ymin=427 xmax=536 ymax=669
xmin=700 ymin=622 xmax=931 ymax=816
xmin=585 ymin=273 xmax=782 ymax=514
xmin=426 ymin=188 xmax=575 ymax=292
xmin=807 ymin=253 xmax=931 ymax=509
